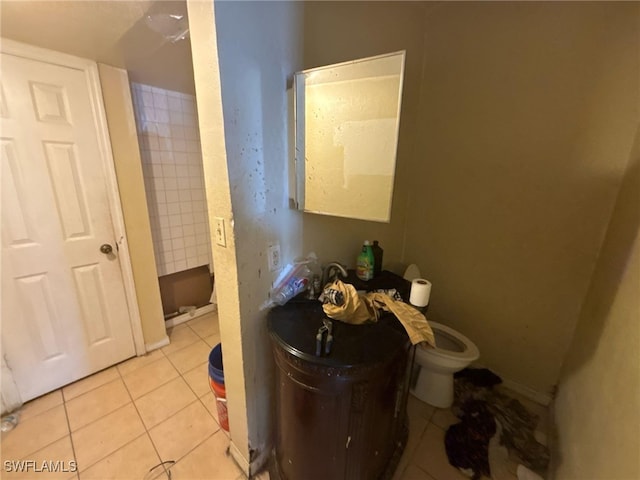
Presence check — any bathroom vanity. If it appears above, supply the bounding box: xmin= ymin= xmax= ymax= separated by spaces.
xmin=268 ymin=272 xmax=414 ymax=480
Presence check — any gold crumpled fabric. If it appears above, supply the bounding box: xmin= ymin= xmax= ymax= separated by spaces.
xmin=322 ymin=280 xmax=435 ymax=347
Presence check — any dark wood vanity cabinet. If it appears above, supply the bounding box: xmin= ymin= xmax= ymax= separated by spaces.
xmin=268 ymin=301 xmax=413 ymax=480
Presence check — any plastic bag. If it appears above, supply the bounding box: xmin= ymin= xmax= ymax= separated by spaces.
xmin=261 ymin=253 xmax=318 ymax=309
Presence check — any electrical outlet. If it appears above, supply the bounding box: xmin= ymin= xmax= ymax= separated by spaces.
xmin=214 ymin=217 xmax=226 ymax=247
xmin=268 ymin=244 xmax=281 ymax=271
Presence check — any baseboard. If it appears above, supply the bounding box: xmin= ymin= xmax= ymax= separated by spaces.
xmin=229 ymin=441 xmax=250 ymax=477
xmin=164 ymin=303 xmax=216 ymax=329
xmin=144 ymin=336 xmax=170 ymax=352
xmin=249 ymin=445 xmax=272 ymax=478
xmin=500 ymin=377 xmax=552 ymax=406
xmin=471 ymin=362 xmax=552 ymax=406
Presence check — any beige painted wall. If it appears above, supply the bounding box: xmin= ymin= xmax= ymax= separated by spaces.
xmin=302 ymin=2 xmax=427 ymax=272
xmin=188 ymin=0 xmax=304 ymax=473
xmin=187 ymin=0 xmax=250 ymax=467
xmin=98 ymin=64 xmax=167 ymax=348
xmin=403 ymin=2 xmax=639 ymax=394
xmin=553 ymin=128 xmax=639 ymax=479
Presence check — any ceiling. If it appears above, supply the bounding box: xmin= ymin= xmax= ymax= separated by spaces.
xmin=0 ymin=0 xmax=196 ymax=94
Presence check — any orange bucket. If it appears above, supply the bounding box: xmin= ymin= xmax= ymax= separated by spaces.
xmin=209 ymin=377 xmax=229 ymax=431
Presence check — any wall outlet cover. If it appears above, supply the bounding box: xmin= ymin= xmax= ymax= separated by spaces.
xmin=268 ymin=244 xmax=281 ymax=271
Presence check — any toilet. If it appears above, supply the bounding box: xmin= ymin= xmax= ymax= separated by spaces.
xmin=412 ymin=322 xmax=479 ymax=408
xmin=404 ymin=265 xmax=480 ymax=408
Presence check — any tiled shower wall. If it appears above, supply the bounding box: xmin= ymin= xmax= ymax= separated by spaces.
xmin=130 ymin=82 xmax=213 ymax=277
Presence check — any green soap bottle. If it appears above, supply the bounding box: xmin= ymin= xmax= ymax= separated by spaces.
xmin=356 ymin=240 xmax=374 ymax=281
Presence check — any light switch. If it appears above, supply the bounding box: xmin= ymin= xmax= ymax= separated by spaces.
xmin=214 ymin=217 xmax=226 ymax=247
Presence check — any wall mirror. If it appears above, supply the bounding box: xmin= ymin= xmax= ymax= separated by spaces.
xmin=293 ymin=51 xmax=406 ymax=223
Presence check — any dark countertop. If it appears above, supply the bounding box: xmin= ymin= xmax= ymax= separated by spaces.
xmin=267 ymin=270 xmax=412 ymax=369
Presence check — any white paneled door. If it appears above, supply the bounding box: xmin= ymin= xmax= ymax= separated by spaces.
xmin=1 ymin=48 xmax=137 ymax=402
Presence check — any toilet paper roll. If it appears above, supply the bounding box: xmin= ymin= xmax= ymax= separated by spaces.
xmin=409 ymin=279 xmax=431 ymax=307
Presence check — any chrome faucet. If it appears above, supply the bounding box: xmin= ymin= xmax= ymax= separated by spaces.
xmin=322 ymin=262 xmax=348 ymax=288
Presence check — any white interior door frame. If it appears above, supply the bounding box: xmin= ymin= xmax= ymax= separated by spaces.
xmin=1 ymin=40 xmax=146 ymax=368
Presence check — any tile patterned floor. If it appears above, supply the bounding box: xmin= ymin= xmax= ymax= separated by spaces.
xmin=393 ymin=384 xmax=550 ymax=480
xmin=2 ymin=311 xmax=548 ymax=480
xmin=1 ymin=312 xmax=234 ymax=480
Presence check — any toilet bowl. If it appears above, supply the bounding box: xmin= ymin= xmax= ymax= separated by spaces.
xmin=412 ymin=321 xmax=479 ymax=408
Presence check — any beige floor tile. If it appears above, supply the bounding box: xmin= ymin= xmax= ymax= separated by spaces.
xmin=165 ymin=429 xmax=239 ymax=479
xmin=1 ymin=405 xmax=69 ymax=461
xmin=430 ymin=408 xmax=459 ymax=430
xmin=117 ymin=349 xmax=165 ymax=377
xmin=199 ymin=391 xmax=220 ymax=425
xmin=135 ymin=377 xmax=197 ymax=429
xmin=62 ymin=367 xmax=120 ymax=401
xmin=411 ymin=423 xmax=468 ymax=480
xmin=166 ymin=340 xmax=211 ymax=374
xmin=18 ymin=389 xmax=64 ymax=422
xmin=2 ymin=436 xmax=77 ymax=480
xmin=80 ymin=434 xmax=165 ymax=480
xmin=122 ymin=356 xmax=180 ymax=399
xmin=149 ymin=401 xmax=219 ymax=463
xmin=66 ymin=379 xmax=131 ymax=432
xmin=399 ymin=464 xmax=437 ymax=480
xmin=187 ymin=313 xmax=219 ymax=339
xmin=161 ymin=326 xmax=200 ymax=356
xmin=72 ymin=403 xmax=145 ymax=472
xmin=182 ymin=362 xmax=210 ymax=398
xmin=203 ymin=332 xmax=222 ymax=348
xmin=407 ymin=395 xmax=436 ymax=422
xmin=395 ymin=411 xmax=430 ymax=479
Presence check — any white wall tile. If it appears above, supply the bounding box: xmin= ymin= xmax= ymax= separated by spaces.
xmin=168 ymin=96 xmax=182 ymax=111
xmin=131 ymin=83 xmax=213 ymax=276
xmin=153 ymin=92 xmax=168 ymax=110
xmin=164 ymin=177 xmax=178 ymax=191
xmin=169 ymin=214 xmax=182 ymax=227
xmin=142 ymin=91 xmax=154 ymax=107
xmin=179 ymin=190 xmax=192 ymax=202
xmin=172 ymin=238 xmax=185 ymax=250
xmin=170 ymin=226 xmax=183 ymax=239
xmin=166 ymin=190 xmax=180 ymax=203
xmin=178 ymin=177 xmax=191 ymax=190
xmin=181 ymin=213 xmax=194 ymax=226
xmin=167 ymin=203 xmax=181 ymax=215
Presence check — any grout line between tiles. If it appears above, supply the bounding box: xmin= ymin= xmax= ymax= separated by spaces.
xmin=61 ymin=392 xmax=79 ymax=477
xmin=162 ymin=325 xmax=202 ymax=356
xmin=164 ymin=431 xmax=219 ymax=477
xmin=16 ymin=391 xmax=64 ymax=424
xmin=123 ymin=333 xmax=220 ymax=478
xmin=2 ymin=398 xmax=69 ymax=461
xmin=144 ymin=398 xmax=219 ymax=467
xmin=120 ymin=364 xmax=171 ymax=480
xmin=122 ymin=357 xmax=180 ymax=401
xmin=37 ymin=318 xmax=219 ymax=478
xmin=70 ymin=364 xmax=126 ymax=476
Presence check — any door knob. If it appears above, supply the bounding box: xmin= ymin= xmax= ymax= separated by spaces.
xmin=100 ymin=244 xmax=113 ymax=254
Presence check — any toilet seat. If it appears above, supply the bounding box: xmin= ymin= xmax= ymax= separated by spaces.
xmin=416 ymin=321 xmax=479 ymax=363
xmin=412 ymin=321 xmax=480 ymax=407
